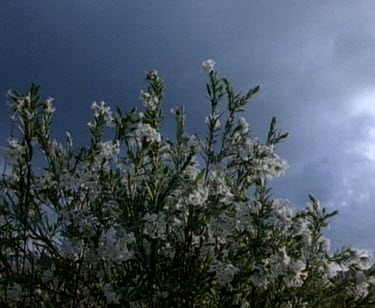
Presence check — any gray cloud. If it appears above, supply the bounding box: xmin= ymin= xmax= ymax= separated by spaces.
xmin=2 ymin=1 xmax=375 ymax=249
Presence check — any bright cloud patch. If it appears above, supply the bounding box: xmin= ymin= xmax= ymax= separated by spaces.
xmin=352 ymin=89 xmax=375 ymax=117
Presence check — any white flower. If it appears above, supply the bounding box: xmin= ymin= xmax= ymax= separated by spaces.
xmin=325 ymin=262 xmax=341 ymax=279
xmin=97 ymin=140 xmax=120 ymax=162
xmin=98 ymin=227 xmax=136 ymax=261
xmin=6 ymin=137 xmax=24 ymax=158
xmin=187 ymin=186 xmax=208 ymax=207
xmin=0 ymin=215 xmax=6 ymax=227
xmin=182 ymin=156 xmax=201 ymax=179
xmin=25 ymin=109 xmax=35 ymax=120
xmin=205 ymin=112 xmax=221 ymax=129
xmin=284 ymin=260 xmax=306 ymax=287
xmin=351 ymin=249 xmax=372 ymax=270
xmin=15 ymin=99 xmax=25 ymax=111
xmin=66 ymin=131 xmax=73 ymax=147
xmin=187 ymin=134 xmax=201 ymax=152
xmin=7 ymin=283 xmax=23 ymax=302
xmin=143 ymin=212 xmax=167 ymax=240
xmin=242 ymin=142 xmax=288 ymax=182
xmin=91 ymin=101 xmax=114 ymax=126
xmin=351 ymin=272 xmax=370 ymax=298
xmin=319 ymin=237 xmax=331 ymax=252
xmin=291 ymin=218 xmax=312 ymax=245
xmin=145 ymin=69 xmax=160 ymax=81
xmin=239 ymin=116 xmax=249 ymax=134
xmin=42 ymin=270 xmax=54 ymax=283
xmin=102 ymin=283 xmax=120 ymax=304
xmin=202 ymin=59 xmax=216 ymax=73
xmin=60 ymin=238 xmax=84 ymax=260
xmin=139 ymin=89 xmax=159 ymax=110
xmin=209 ymin=260 xmax=239 ymax=286
xmin=235 ymin=202 xmax=255 ymax=233
xmin=209 ymin=213 xmax=236 ymax=244
xmin=45 ymin=97 xmax=56 ymax=113
xmin=250 ymin=269 xmax=271 ymax=289
xmin=278 ymin=246 xmax=290 ymax=265
xmin=209 ymin=166 xmax=234 ymax=204
xmin=135 ymin=123 xmax=161 ymax=145
xmin=8 ymin=137 xmax=20 ymax=149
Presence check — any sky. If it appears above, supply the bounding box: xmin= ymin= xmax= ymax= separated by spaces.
xmin=1 ymin=1 xmax=375 ymax=250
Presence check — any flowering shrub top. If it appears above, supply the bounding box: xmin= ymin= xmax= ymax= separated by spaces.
xmin=0 ymin=61 xmax=375 ymax=307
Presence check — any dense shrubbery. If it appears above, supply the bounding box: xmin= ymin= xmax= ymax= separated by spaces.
xmin=1 ymin=60 xmax=375 ymax=307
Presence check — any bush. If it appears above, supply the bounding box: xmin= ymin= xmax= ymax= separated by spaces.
xmin=1 ymin=60 xmax=375 ymax=307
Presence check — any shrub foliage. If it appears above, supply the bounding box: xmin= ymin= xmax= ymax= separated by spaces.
xmin=1 ymin=61 xmax=375 ymax=307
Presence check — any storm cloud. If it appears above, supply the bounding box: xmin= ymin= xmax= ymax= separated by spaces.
xmin=2 ymin=1 xmax=375 ymax=250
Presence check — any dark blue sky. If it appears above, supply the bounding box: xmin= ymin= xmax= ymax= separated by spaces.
xmin=2 ymin=1 xmax=375 ymax=250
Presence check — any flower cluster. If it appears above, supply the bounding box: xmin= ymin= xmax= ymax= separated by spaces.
xmin=139 ymin=89 xmax=159 ymax=111
xmin=88 ymin=100 xmax=114 ymax=128
xmin=44 ymin=97 xmax=56 ymax=114
xmin=202 ymin=59 xmax=216 ymax=73
xmin=135 ymin=123 xmax=161 ymax=145
xmin=0 ymin=62 xmax=374 ymax=307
